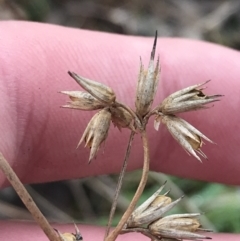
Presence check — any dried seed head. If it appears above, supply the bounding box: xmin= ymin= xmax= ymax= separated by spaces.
xmin=135 ymin=31 xmax=160 ymax=117
xmin=78 ymin=108 xmax=111 ymax=163
xmin=130 ymin=183 xmax=167 ymax=219
xmin=149 ymin=213 xmax=211 ymax=240
xmin=127 ymin=184 xmax=183 ymax=227
xmin=157 ymin=115 xmax=213 ymax=162
xmin=68 ymin=71 xmax=116 ymax=104
xmin=158 ymin=80 xmax=222 ymax=115
xmin=110 ymin=107 xmax=136 ymax=132
xmin=60 ymin=91 xmax=106 ymax=110
xmin=54 ymin=225 xmax=83 ymax=241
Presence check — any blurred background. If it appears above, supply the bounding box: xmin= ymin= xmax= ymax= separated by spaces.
xmin=0 ymin=0 xmax=240 ymax=233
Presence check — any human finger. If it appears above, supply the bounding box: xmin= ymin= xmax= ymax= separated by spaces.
xmin=0 ymin=21 xmax=240 ymax=186
xmin=0 ymin=221 xmax=240 ymax=241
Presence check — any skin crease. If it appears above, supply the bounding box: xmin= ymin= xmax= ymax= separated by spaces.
xmin=0 ymin=21 xmax=240 ymax=240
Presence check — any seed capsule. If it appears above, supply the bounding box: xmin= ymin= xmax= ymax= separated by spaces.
xmin=158 ymin=114 xmax=213 ymax=162
xmin=158 ymin=80 xmax=222 ymax=115
xmin=78 ymin=108 xmax=111 ymax=163
xmin=130 ymin=184 xmax=167 ymax=220
xmin=149 ymin=213 xmax=211 ymax=240
xmin=110 ymin=107 xmax=136 ymax=132
xmin=127 ymin=184 xmax=183 ymax=227
xmin=61 ymin=90 xmax=105 ymax=110
xmin=135 ymin=31 xmax=160 ymax=117
xmin=68 ymin=71 xmax=116 ymax=105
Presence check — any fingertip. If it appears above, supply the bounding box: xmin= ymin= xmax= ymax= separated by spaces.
xmin=1 ymin=21 xmax=240 ymax=185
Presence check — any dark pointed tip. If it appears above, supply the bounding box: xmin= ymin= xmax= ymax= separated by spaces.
xmin=68 ymin=71 xmax=75 ymax=78
xmin=163 ymin=180 xmax=167 ymax=185
xmin=206 ymin=237 xmax=212 ymax=239
xmin=88 ymin=159 xmax=92 ymax=165
xmin=164 ymin=189 xmax=171 ymax=196
xmin=151 ymin=30 xmax=158 ymax=60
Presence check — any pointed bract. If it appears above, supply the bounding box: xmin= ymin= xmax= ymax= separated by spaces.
xmin=73 ymin=223 xmax=83 ymax=241
xmin=78 ymin=108 xmax=111 ymax=162
xmin=159 ymin=115 xmax=213 ymax=162
xmin=135 ymin=31 xmax=160 ymax=117
xmin=68 ymin=71 xmax=116 ymax=104
xmin=61 ymin=90 xmax=106 ymax=110
xmin=129 ymin=183 xmax=167 ymax=222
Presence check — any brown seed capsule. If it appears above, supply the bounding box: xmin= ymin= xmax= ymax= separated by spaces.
xmin=158 ymin=80 xmax=222 ymax=115
xmin=61 ymin=90 xmax=106 ymax=110
xmin=149 ymin=213 xmax=211 ymax=240
xmin=127 ymin=184 xmax=183 ymax=227
xmin=55 ymin=224 xmax=83 ymax=241
xmin=128 ymin=195 xmax=183 ymax=228
xmin=59 ymin=233 xmax=81 ymax=241
xmin=135 ymin=31 xmax=160 ymax=117
xmin=150 ymin=195 xmax=172 ymax=208
xmin=129 ymin=184 xmax=167 ymax=220
xmin=110 ymin=107 xmax=136 ymax=132
xmin=78 ymin=108 xmax=111 ymax=163
xmin=68 ymin=71 xmax=116 ymax=105
xmin=157 ymin=115 xmax=213 ymax=162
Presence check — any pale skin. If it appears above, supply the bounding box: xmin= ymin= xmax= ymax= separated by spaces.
xmin=0 ymin=21 xmax=240 ymax=240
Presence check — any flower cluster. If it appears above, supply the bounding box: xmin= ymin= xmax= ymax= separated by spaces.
xmin=61 ymin=31 xmax=222 ymax=163
xmin=125 ymin=183 xmax=212 ymax=241
xmin=154 ymin=81 xmax=222 ymax=161
xmin=61 ymin=72 xmax=135 ymax=163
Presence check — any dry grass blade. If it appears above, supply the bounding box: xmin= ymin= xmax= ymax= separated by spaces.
xmin=0 ymin=152 xmax=60 ymax=241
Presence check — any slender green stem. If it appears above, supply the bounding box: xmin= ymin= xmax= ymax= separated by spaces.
xmin=104 ymin=131 xmax=135 ymax=238
xmin=105 ymin=130 xmax=150 ymax=241
xmin=0 ymin=152 xmax=60 ymax=241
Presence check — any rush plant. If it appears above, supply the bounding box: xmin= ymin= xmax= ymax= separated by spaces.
xmin=0 ymin=32 xmax=222 ymax=241
xmin=61 ymin=31 xmax=222 ymax=241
